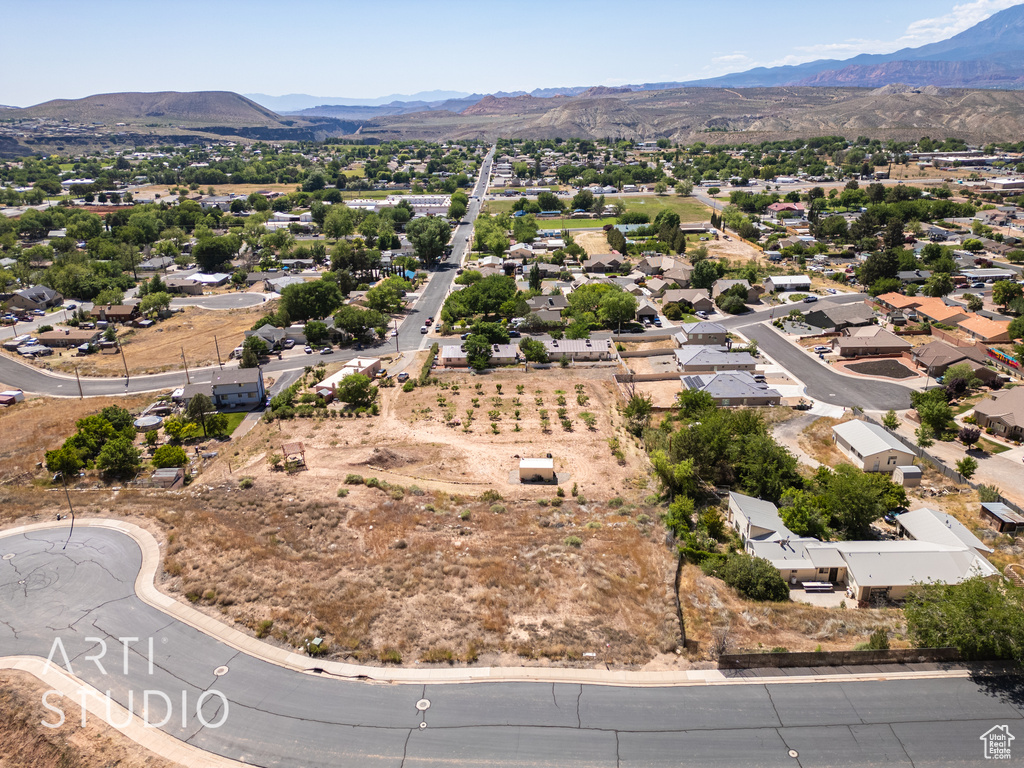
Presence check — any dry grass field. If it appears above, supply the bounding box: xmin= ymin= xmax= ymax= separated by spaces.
xmin=40 ymin=305 xmax=270 ymax=377
xmin=0 ymin=672 xmax=176 ymax=768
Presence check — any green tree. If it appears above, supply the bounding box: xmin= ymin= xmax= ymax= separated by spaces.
xmin=623 ymin=392 xmax=653 ymax=436
xmin=463 ymin=334 xmax=493 ymax=370
xmin=96 ymin=437 xmax=141 ymax=478
xmin=45 ymin=445 xmax=84 ymax=478
xmin=965 ymin=293 xmax=984 ymax=312
xmin=565 ymin=319 xmax=590 ymax=339
xmin=992 ymin=280 xmax=1023 ymax=309
xmin=704 ymin=554 xmax=790 ymax=602
xmin=185 ymin=393 xmax=214 ymax=438
xmin=406 ymin=217 xmax=452 ymax=267
xmin=139 ymin=291 xmax=172 ymax=315
xmin=469 ymin=321 xmax=510 ymax=344
xmin=95 ymin=288 xmax=125 ymax=306
xmin=193 ymin=235 xmax=238 ymax=272
xmin=280 ymin=279 xmax=342 ymax=321
xmin=882 ymin=410 xmax=900 ymax=430
xmin=152 ymin=445 xmax=188 ymax=468
xmin=905 ymin=578 xmax=1024 ymax=663
xmin=528 ymin=263 xmax=542 ymax=292
xmin=649 ymin=451 xmax=696 ymax=499
xmin=691 ymin=259 xmax=722 ymax=290
xmin=304 ymin=320 xmax=329 ymax=346
xmin=912 ymin=389 xmax=955 ymax=438
xmin=365 ymin=281 xmax=405 ymax=314
xmin=519 ymin=337 xmax=547 ymax=363
xmin=923 ymin=272 xmax=954 ymax=298
xmin=336 ymin=373 xmax=376 ymax=407
xmin=779 ymin=489 xmax=831 ymax=540
xmin=598 ymin=291 xmax=637 ymax=330
xmin=955 ymin=456 xmax=979 ymax=479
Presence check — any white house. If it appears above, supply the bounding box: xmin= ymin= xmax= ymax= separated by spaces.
xmin=831 ymin=420 xmax=915 ymax=473
xmin=763 ymin=275 xmax=812 ymax=293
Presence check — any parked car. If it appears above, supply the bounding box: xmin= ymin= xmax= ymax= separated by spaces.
xmin=389 ymin=329 xmax=398 ymax=338
xmin=813 ymin=345 xmax=831 ymax=353
xmin=508 ymin=330 xmax=521 ymax=338
xmin=420 ymin=325 xmax=429 ymax=334
xmin=304 ymin=345 xmax=313 ymax=354
xmin=653 ymin=317 xmax=662 ymax=326
xmin=461 ymin=332 xmax=470 ymax=340
xmin=397 ymin=372 xmax=410 ymax=382
xmin=283 ymin=339 xmax=296 ymax=349
xmin=320 ymin=347 xmax=333 ymax=355
xmin=425 ymin=317 xmax=434 ymax=325
xmin=66 ymin=303 xmax=77 ymax=310
xmin=32 ymin=309 xmax=46 ymax=316
xmin=803 ymin=295 xmax=818 ymax=303
xmin=752 ymin=373 xmax=766 ymax=383
xmin=695 ymin=311 xmax=708 ymax=319
xmin=826 ymin=288 xmax=837 ymax=294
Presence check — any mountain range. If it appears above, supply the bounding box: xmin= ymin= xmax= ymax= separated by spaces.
xmin=241 ymin=3 xmax=1024 ymax=118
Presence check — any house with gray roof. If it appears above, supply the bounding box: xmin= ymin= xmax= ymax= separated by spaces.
xmin=832 ymin=420 xmax=915 ymax=473
xmin=680 ymin=372 xmax=781 ymax=406
xmin=6 ymin=284 xmax=62 ymax=311
xmin=803 ymin=303 xmax=876 ymax=332
xmin=973 ymin=386 xmax=1024 ymax=441
xmin=674 ymin=321 xmax=728 ymax=346
xmin=674 ymin=346 xmax=757 ymax=373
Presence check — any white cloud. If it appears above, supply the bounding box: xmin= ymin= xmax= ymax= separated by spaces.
xmin=699 ymin=0 xmax=1021 ymax=77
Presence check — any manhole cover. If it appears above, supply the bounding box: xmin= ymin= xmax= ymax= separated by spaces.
xmin=788 ymin=749 xmax=799 ymax=758
xmin=214 ymin=666 xmax=229 ymax=677
xmin=415 ymin=699 xmax=430 ymax=711
xmin=2 ymin=554 xmax=14 ymax=561
xmin=419 ymin=721 xmax=427 ymax=729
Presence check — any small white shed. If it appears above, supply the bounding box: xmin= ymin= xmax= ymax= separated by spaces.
xmin=893 ymin=465 xmax=922 ymax=488
xmin=519 ymin=457 xmax=555 ymax=483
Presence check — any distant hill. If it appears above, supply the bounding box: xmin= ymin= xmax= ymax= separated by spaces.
xmin=12 ymin=91 xmax=294 ymax=127
xmin=682 ymin=4 xmax=1024 ymax=89
xmin=245 ymin=90 xmax=477 ymax=112
xmin=289 ymin=95 xmax=485 ymax=120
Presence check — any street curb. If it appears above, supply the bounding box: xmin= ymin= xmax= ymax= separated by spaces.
xmin=0 ymin=518 xmax=979 ymax=689
xmin=0 ymin=656 xmax=247 ymax=767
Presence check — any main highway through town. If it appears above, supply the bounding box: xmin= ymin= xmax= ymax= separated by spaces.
xmin=1 ymin=524 xmax=1019 ymax=767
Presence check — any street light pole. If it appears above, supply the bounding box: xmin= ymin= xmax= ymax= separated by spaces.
xmin=393 ymin=319 xmax=400 ymax=354
xmin=214 ymin=335 xmax=223 ymax=368
xmin=181 ymin=346 xmax=191 ymax=385
xmin=59 ymin=472 xmax=76 ymax=550
xmin=119 ymin=342 xmax=129 ymax=385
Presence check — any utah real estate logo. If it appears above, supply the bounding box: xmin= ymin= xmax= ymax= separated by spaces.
xmin=980 ymin=725 xmax=1014 ymax=760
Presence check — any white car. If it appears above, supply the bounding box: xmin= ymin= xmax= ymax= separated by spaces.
xmin=389 ymin=329 xmax=398 ymax=338
xmin=813 ymin=345 xmax=831 ymax=353
xmin=420 ymin=325 xmax=428 ymax=334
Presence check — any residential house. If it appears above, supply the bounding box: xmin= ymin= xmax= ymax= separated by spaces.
xmin=176 ymin=368 xmax=266 ymax=409
xmin=766 ymin=202 xmax=806 ymax=218
xmin=164 ymin=277 xmax=204 ymax=295
xmin=711 ymin=279 xmax=763 ymax=303
xmin=896 ymin=507 xmax=993 ymax=556
xmin=674 ymin=321 xmax=728 ymax=346
xmin=973 ymin=386 xmax=1024 ymax=441
xmin=439 ymin=343 xmax=519 ymax=368
xmin=36 ymin=328 xmax=102 ymax=348
xmin=264 ymin=276 xmax=307 ymax=293
xmin=635 ymin=299 xmax=659 ymax=320
xmin=734 ymin=492 xmax=997 ymax=600
xmin=897 ymin=269 xmax=932 ymax=285
xmin=803 ymin=303 xmax=876 ymax=332
xmin=582 ymin=254 xmax=624 ymax=273
xmin=831 ymin=420 xmax=915 ymax=473
xmin=833 ymin=327 xmax=911 ymax=357
xmin=679 ymin=372 xmax=781 ymax=406
xmin=763 ymin=275 xmax=812 ymax=294
xmin=874 ymin=292 xmax=922 ymax=315
xmin=674 ymin=346 xmax=757 ymax=373
xmin=662 ymin=288 xmax=713 ymax=313
xmin=644 ymin=278 xmax=671 ymax=298
xmin=958 ymin=316 xmax=1012 ymax=343
xmin=526 ymin=295 xmax=569 ymax=313
xmin=93 ymin=304 xmax=141 ymax=324
xmin=542 ymin=338 xmax=613 ymax=362
xmin=913 ymin=298 xmax=968 ymax=326
xmin=661 ymin=265 xmax=693 ymax=288
xmin=138 ymin=256 xmax=175 ymax=271
xmin=315 ymin=358 xmax=383 ymax=391
xmin=911 ymin=341 xmax=999 ymax=383
xmin=244 ymin=325 xmax=289 ymax=350
xmin=6 ymin=285 xmax=62 ymax=311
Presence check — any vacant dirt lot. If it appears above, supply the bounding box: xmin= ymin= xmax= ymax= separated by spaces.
xmin=574 ymin=230 xmax=611 ymax=257
xmin=0 ymin=671 xmax=175 ymax=768
xmin=43 ymin=304 xmax=271 ymax=376
xmin=845 ymin=359 xmax=919 ymax=379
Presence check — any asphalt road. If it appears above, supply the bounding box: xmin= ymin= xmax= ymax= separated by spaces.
xmin=1 ymin=526 xmax=1019 ymax=767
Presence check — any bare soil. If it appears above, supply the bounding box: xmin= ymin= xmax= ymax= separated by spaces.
xmin=846 ymin=360 xmax=918 ymax=379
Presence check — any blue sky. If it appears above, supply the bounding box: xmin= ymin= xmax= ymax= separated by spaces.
xmin=2 ymin=0 xmax=1020 ymax=106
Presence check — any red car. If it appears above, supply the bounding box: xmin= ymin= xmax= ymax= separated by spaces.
xmin=425 ymin=317 xmax=434 ymax=325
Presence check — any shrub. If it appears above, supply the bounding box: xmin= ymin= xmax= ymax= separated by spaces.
xmin=480 ymin=489 xmax=502 ymax=503
xmin=490 ymin=503 xmax=506 ymax=514
xmin=556 ymin=486 xmax=565 ymax=497
xmin=152 ymin=444 xmax=188 ymax=469
xmin=344 ymin=473 xmax=365 ymax=485
xmin=563 ymin=535 xmax=582 ymax=548
xmin=460 ymin=510 xmax=471 ymax=521
xmin=420 ymin=646 xmax=454 ymax=664
xmin=255 ymin=619 xmax=274 ymax=639
xmin=419 ymin=343 xmax=438 ymax=385
xmin=238 ymin=477 xmax=255 ymax=490
xmin=702 ymin=553 xmax=790 ymax=602
xmin=977 ymin=484 xmax=1002 ymax=503
xmin=337 ymin=487 xmax=349 ymax=498
xmin=402 ymin=380 xmax=416 ymax=392
xmin=608 ymin=497 xmax=625 ymax=509
xmin=379 ymin=647 xmax=402 ymax=664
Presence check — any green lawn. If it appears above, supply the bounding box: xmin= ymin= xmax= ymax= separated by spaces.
xmin=482 ymin=194 xmax=712 ymax=226
xmin=977 ymin=437 xmax=1011 ymax=455
xmin=222 ymin=411 xmax=248 ymax=436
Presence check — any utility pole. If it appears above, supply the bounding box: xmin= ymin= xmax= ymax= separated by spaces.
xmin=119 ymin=343 xmax=129 ymax=384
xmin=60 ymin=472 xmax=76 ymax=550
xmin=214 ymin=335 xmax=223 ymax=368
xmin=393 ymin=319 xmax=400 ymax=354
xmin=181 ymin=346 xmax=191 ymax=385
xmin=74 ymin=366 xmax=84 ymax=399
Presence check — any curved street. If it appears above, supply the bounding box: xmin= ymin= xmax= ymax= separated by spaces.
xmin=1 ymin=524 xmax=1019 ymax=767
